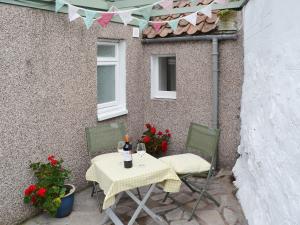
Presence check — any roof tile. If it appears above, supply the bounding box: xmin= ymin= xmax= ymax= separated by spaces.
xmin=143 ymin=0 xmax=219 ymax=38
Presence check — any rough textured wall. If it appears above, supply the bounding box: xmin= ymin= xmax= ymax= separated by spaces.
xmin=0 ymin=5 xmax=144 ymax=225
xmin=142 ymin=36 xmax=243 ymax=168
xmin=233 ymin=0 xmax=300 ymax=224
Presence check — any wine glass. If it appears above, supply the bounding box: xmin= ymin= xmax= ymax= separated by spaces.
xmin=117 ymin=141 xmax=125 ymax=165
xmin=136 ymin=143 xmax=146 ymax=158
xmin=117 ymin=141 xmax=125 ymax=153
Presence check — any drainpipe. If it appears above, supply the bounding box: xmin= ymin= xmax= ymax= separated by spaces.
xmin=142 ymin=34 xmax=237 ymax=129
xmin=212 ymin=38 xmax=219 ymax=129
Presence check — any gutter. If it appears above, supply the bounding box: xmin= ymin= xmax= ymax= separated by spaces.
xmin=142 ymin=34 xmax=238 ymax=130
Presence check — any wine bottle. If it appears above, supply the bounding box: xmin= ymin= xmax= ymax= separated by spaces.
xmin=123 ymin=135 xmax=133 ymax=168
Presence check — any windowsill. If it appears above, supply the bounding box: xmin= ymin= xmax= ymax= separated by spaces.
xmin=151 ymin=97 xmax=177 ymax=101
xmin=151 ymin=91 xmax=176 ymax=100
xmin=97 ymin=108 xmax=128 ymax=121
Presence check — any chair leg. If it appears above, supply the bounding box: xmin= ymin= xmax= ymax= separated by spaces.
xmin=188 ymin=191 xmax=205 ymax=221
xmin=162 ymin=192 xmax=170 ymax=202
xmin=136 ymin=188 xmax=142 ymax=200
xmin=204 ymin=191 xmax=220 ymax=207
xmin=91 ymin=182 xmax=96 ymax=197
xmin=182 ymin=178 xmax=196 ymax=193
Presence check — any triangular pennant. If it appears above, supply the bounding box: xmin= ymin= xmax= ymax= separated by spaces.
xmin=152 ymin=22 xmax=164 ymax=32
xmin=139 ymin=6 xmax=152 ymax=21
xmin=200 ymin=4 xmax=212 ymax=18
xmin=97 ymin=13 xmax=114 ymax=28
xmin=55 ymin=0 xmax=65 ymax=12
xmin=84 ymin=10 xmax=97 ymax=29
xmin=190 ymin=0 xmax=199 ymax=6
xmin=159 ymin=0 xmax=173 ymax=10
xmin=68 ymin=5 xmax=80 ymax=22
xmin=138 ymin=20 xmax=148 ymax=31
xmin=214 ymin=0 xmax=228 ymax=4
xmin=118 ymin=11 xmax=133 ymax=26
xmin=185 ymin=12 xmax=197 ymax=26
xmin=168 ymin=19 xmax=179 ymax=30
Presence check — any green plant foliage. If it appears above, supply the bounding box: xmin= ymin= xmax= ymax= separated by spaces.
xmin=23 ymin=155 xmax=71 ymax=216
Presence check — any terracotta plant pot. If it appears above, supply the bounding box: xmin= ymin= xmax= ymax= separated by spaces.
xmin=55 ymin=184 xmax=75 ymax=218
xmin=217 ymin=10 xmax=238 ymax=31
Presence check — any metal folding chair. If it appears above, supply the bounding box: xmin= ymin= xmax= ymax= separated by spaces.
xmin=85 ymin=122 xmax=141 ymax=209
xmin=162 ymin=122 xmax=220 ymax=221
xmin=85 ymin=122 xmax=126 ymax=209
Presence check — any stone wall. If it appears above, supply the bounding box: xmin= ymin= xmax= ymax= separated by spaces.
xmin=233 ymin=0 xmax=300 ymax=224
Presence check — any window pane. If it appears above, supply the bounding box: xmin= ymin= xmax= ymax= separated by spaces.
xmin=97 ymin=65 xmax=115 ymax=104
xmin=158 ymin=57 xmax=176 ymax=91
xmin=97 ymin=45 xmax=115 ymax=58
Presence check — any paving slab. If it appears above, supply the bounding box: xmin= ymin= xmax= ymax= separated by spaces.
xmin=22 ymin=171 xmax=247 ymax=225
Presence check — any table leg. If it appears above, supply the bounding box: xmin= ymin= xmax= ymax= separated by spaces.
xmin=126 ymin=184 xmax=165 ymax=225
xmin=100 ymin=193 xmax=124 ymax=225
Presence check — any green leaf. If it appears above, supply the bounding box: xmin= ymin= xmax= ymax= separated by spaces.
xmin=24 ymin=196 xmax=31 ymax=204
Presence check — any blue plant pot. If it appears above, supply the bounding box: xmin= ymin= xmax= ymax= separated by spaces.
xmin=55 ymin=184 xmax=75 ymax=218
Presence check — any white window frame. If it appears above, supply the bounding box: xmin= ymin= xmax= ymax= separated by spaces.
xmin=97 ymin=40 xmax=127 ymax=121
xmin=151 ymin=54 xmax=176 ymax=100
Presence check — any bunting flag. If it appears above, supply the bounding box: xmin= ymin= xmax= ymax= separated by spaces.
xmin=97 ymin=13 xmax=114 ymax=28
xmin=152 ymin=22 xmax=164 ymax=32
xmin=58 ymin=0 xmax=226 ymax=30
xmin=214 ymin=0 xmax=228 ymax=4
xmin=200 ymin=4 xmax=212 ymax=18
xmin=168 ymin=19 xmax=179 ymax=30
xmin=190 ymin=0 xmax=199 ymax=6
xmin=83 ymin=10 xmax=97 ymax=29
xmin=139 ymin=6 xmax=153 ymax=21
xmin=118 ymin=11 xmax=133 ymax=25
xmin=138 ymin=20 xmax=148 ymax=31
xmin=68 ymin=5 xmax=80 ymax=22
xmin=55 ymin=0 xmax=65 ymax=12
xmin=184 ymin=12 xmax=197 ymax=26
xmin=159 ymin=0 xmax=173 ymax=10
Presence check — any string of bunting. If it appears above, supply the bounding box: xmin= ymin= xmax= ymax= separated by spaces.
xmin=56 ymin=0 xmax=228 ymax=32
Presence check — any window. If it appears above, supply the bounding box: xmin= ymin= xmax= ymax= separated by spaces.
xmin=151 ymin=55 xmax=176 ymax=99
xmin=97 ymin=41 xmax=127 ymax=121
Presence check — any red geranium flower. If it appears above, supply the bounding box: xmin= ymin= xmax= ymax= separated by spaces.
xmin=157 ymin=131 xmax=163 ymax=136
xmin=165 ymin=129 xmax=170 ymax=133
xmin=31 ymin=196 xmax=37 ymax=204
xmin=48 ymin=155 xmax=55 ymax=161
xmin=24 ymin=188 xmax=31 ymax=196
xmin=37 ymin=188 xmax=47 ymax=198
xmin=150 ymin=127 xmax=156 ymax=134
xmin=145 ymin=123 xmax=151 ymax=129
xmin=161 ymin=141 xmax=168 ymax=152
xmin=143 ymin=136 xmax=151 ymax=143
xmin=24 ymin=184 xmax=37 ymax=196
xmin=50 ymin=159 xmax=58 ymax=166
xmin=28 ymin=184 xmax=37 ymax=192
xmin=167 ymin=133 xmax=171 ymax=137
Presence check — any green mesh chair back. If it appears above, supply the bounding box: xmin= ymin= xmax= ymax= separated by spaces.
xmin=85 ymin=122 xmax=126 ymax=158
xmin=186 ymin=123 xmax=220 ymax=162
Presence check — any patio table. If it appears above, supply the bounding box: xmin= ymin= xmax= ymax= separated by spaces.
xmin=86 ymin=152 xmax=181 ymax=225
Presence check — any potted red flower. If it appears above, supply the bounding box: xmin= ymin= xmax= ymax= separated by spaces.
xmin=23 ymin=155 xmax=75 ymax=218
xmin=140 ymin=123 xmax=172 ymax=157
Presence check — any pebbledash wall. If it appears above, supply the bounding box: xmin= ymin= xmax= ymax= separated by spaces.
xmin=233 ymin=0 xmax=300 ymax=225
xmin=0 ymin=4 xmax=243 ymax=225
xmin=142 ymin=37 xmax=243 ymax=168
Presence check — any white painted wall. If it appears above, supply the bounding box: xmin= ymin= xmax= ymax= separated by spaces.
xmin=233 ymin=0 xmax=300 ymax=225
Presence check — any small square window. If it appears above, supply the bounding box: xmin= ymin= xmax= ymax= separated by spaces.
xmin=151 ymin=55 xmax=176 ymax=99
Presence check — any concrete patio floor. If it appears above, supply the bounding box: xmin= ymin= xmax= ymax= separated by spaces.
xmin=22 ymin=170 xmax=247 ymax=225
